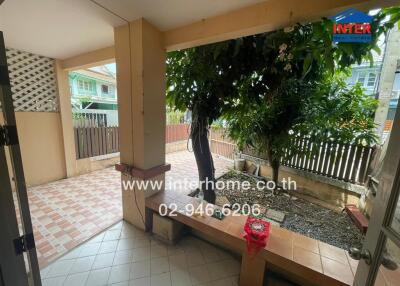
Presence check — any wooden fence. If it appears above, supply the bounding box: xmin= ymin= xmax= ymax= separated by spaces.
xmin=166 ymin=124 xmax=189 ymax=143
xmin=209 ymin=128 xmax=376 ymax=185
xmin=72 ymin=112 xmax=108 ymax=127
xmin=74 ymin=124 xmax=191 ymax=159
xmin=74 ymin=124 xmax=374 ymax=184
xmin=280 ymin=137 xmax=376 ymax=185
xmin=210 ymin=127 xmax=236 ymax=160
xmin=74 ymin=127 xmax=119 ymax=159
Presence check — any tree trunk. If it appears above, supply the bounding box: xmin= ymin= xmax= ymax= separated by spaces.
xmin=266 ymin=141 xmax=280 ymax=189
xmin=191 ymin=112 xmax=216 ymax=204
xmin=271 ymin=160 xmax=280 ymax=189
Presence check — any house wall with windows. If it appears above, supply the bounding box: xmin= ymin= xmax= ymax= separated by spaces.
xmin=346 ymin=64 xmax=381 ymax=96
xmin=347 ymin=26 xmax=400 ymax=143
xmin=69 ymin=69 xmax=118 ymax=126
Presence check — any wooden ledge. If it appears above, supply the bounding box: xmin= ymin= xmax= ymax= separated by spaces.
xmin=115 ymin=163 xmax=171 ymax=180
xmin=146 ymin=191 xmax=356 ymax=286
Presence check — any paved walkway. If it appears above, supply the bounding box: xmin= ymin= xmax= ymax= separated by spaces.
xmin=23 ymin=151 xmax=231 ymax=267
xmin=40 ymin=221 xmax=240 ymax=286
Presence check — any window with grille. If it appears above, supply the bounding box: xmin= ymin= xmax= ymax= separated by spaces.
xmin=77 ymin=79 xmax=95 ymax=93
xmin=357 ymin=72 xmax=367 ymax=85
xmin=367 ymin=72 xmax=377 ymax=87
xmin=101 ymin=84 xmax=109 ymax=94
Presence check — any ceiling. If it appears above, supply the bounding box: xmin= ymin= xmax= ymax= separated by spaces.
xmin=0 ymin=0 xmax=265 ymax=59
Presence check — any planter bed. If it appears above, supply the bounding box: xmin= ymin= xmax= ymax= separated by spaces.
xmin=214 ymin=171 xmax=363 ymax=250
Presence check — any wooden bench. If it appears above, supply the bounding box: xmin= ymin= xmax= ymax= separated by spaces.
xmin=146 ymin=190 xmax=357 ymax=286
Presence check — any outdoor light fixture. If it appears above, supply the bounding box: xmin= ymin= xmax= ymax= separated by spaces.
xmin=396 ymin=60 xmax=400 ymax=74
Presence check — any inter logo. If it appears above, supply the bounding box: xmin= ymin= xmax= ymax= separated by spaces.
xmin=329 ymin=8 xmax=373 ymax=43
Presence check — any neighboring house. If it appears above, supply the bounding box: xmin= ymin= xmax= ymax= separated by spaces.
xmin=69 ymin=66 xmax=119 ymax=126
xmin=346 ymin=61 xmax=382 ymax=96
xmin=347 ymin=25 xmax=400 ymax=143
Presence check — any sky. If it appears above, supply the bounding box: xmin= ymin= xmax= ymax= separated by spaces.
xmin=88 ymin=63 xmax=116 ymax=77
xmin=105 ymin=63 xmax=116 ymax=74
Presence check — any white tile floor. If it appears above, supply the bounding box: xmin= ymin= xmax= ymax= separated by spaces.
xmin=40 ymin=220 xmax=240 ymax=286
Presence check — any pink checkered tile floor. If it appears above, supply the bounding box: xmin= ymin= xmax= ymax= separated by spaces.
xmin=17 ymin=151 xmax=231 ymax=268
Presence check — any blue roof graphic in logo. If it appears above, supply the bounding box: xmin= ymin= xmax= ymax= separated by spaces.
xmin=329 ymin=8 xmax=373 ymax=43
xmin=329 ymin=8 xmax=373 ymax=23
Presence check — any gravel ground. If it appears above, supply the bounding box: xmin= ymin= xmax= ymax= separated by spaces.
xmin=215 ymin=171 xmax=364 ymax=250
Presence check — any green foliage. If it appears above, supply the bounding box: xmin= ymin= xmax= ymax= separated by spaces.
xmin=227 ymin=72 xmax=379 ymax=157
xmin=166 ymin=108 xmax=185 ymax=124
xmin=296 ymin=7 xmax=400 ymax=74
xmin=167 ymin=8 xmax=399 ymax=121
xmin=225 ymin=78 xmax=315 ymax=157
xmin=73 ymin=96 xmax=92 ymax=110
xmin=167 ymin=43 xmax=239 ymax=124
xmin=297 ymin=71 xmax=379 ymax=145
xmin=166 ymin=7 xmax=400 ymax=183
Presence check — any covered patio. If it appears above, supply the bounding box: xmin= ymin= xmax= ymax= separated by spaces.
xmin=21 ymin=151 xmax=231 ymax=267
xmin=2 ymin=1 xmax=400 ymax=286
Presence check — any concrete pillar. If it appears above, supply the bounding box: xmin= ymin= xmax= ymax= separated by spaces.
xmin=114 ymin=19 xmax=166 ymax=230
xmin=374 ymin=27 xmax=400 ymax=140
xmin=55 ymin=61 xmax=78 ymax=177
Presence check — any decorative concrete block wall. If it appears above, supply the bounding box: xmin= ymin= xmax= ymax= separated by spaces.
xmin=1 ymin=48 xmax=65 ymax=186
xmin=2 ymin=48 xmax=58 ymax=112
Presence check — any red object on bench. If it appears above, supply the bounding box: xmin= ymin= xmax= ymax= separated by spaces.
xmin=243 ymin=217 xmax=270 ymax=256
xmin=345 ymin=204 xmax=369 ymax=234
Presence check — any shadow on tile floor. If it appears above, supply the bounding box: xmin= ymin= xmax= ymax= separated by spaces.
xmin=40 ymin=220 xmax=240 ymax=286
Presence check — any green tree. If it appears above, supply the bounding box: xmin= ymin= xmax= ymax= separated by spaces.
xmin=166 ymin=107 xmax=185 ymax=124
xmin=167 ymin=44 xmax=239 ymax=203
xmin=299 ymin=71 xmax=379 ymax=145
xmin=167 ymin=7 xmax=400 ymax=201
xmin=226 ymin=71 xmax=378 ymax=187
